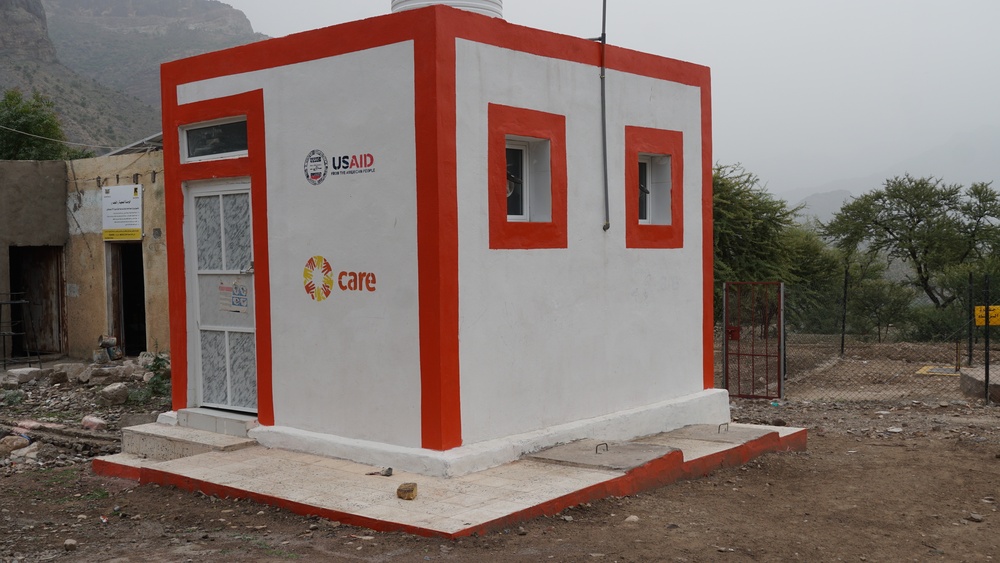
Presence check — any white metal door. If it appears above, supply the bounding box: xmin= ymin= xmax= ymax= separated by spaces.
xmin=186 ymin=181 xmax=257 ymax=412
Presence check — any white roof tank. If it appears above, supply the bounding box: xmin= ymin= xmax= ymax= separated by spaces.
xmin=391 ymin=0 xmax=503 ymax=19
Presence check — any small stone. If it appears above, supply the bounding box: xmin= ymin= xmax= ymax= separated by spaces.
xmin=50 ymin=370 xmax=69 ymax=384
xmin=886 ymin=427 xmax=903 ymax=433
xmin=397 ymin=482 xmax=418 ymax=500
xmin=624 ymin=515 xmax=640 ymax=523
xmin=968 ymin=513 xmax=985 ymax=523
xmin=8 ymin=368 xmax=40 ymax=383
xmin=0 ymin=435 xmax=30 ymax=457
xmin=142 ymin=372 xmax=154 ymax=383
xmin=64 ymin=539 xmax=78 ymax=551
xmin=11 ymin=442 xmax=40 ymax=461
xmin=772 ymin=419 xmax=787 ymax=427
xmin=562 ymin=515 xmax=573 ymax=522
xmin=517 ymin=526 xmax=527 ymax=535
xmin=82 ymin=415 xmax=108 ymax=431
xmin=99 ymin=382 xmax=130 ymax=405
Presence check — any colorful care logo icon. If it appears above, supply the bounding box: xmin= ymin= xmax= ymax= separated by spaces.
xmin=303 ymin=255 xmax=334 ymax=301
xmin=303 ymin=149 xmax=328 ymax=185
xmin=303 ymin=256 xmax=378 ymax=302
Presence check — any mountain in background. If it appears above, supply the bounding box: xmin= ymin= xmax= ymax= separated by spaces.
xmin=0 ymin=0 xmax=264 ymax=153
xmin=42 ymin=0 xmax=265 ymax=110
xmin=790 ymin=126 xmax=1000 ymax=225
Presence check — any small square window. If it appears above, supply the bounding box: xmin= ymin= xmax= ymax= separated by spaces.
xmin=625 ymin=126 xmax=683 ymax=249
xmin=506 ymin=142 xmax=528 ymax=220
xmin=504 ymin=136 xmax=552 ymax=223
xmin=182 ymin=119 xmax=248 ymax=162
xmin=488 ymin=104 xmax=567 ymax=250
xmin=637 ymin=154 xmax=672 ymax=226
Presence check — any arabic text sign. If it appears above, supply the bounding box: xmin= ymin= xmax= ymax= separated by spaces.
xmin=974 ymin=305 xmax=1000 ymax=327
xmin=102 ymin=184 xmax=143 ymax=240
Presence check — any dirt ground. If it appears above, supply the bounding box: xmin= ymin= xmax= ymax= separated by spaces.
xmin=3 ymin=392 xmax=1000 ymax=562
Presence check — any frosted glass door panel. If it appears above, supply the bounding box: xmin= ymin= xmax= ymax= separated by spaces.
xmin=190 ymin=184 xmax=257 ymax=413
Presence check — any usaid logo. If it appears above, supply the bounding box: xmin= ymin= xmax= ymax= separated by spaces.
xmin=330 ymin=153 xmax=375 ymax=176
xmin=303 ymin=149 xmax=376 ymax=185
xmin=303 ymin=149 xmax=328 ymax=185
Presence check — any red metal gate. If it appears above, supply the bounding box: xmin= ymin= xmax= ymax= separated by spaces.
xmin=723 ymin=281 xmax=784 ymax=399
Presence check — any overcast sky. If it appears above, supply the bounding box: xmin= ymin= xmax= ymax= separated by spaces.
xmin=224 ymin=1 xmax=1000 ymax=200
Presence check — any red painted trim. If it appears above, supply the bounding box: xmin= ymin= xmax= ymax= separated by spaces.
xmin=90 ymin=458 xmax=142 ymax=481
xmin=161 ymin=89 xmax=274 ymax=426
xmin=700 ymin=81 xmax=715 ymax=390
xmin=624 ymin=127 xmax=684 ymax=249
xmin=161 ymin=67 xmax=186 ymax=412
xmin=414 ymin=12 xmax=462 ymax=450
xmin=487 ymin=104 xmax=568 ymax=250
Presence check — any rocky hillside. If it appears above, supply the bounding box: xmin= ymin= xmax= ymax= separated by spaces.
xmin=42 ymin=0 xmax=265 ymax=109
xmin=0 ymin=0 xmax=265 ymax=153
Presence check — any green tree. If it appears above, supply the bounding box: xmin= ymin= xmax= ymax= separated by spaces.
xmin=713 ymin=164 xmax=799 ymax=283
xmin=824 ymin=175 xmax=1000 ymax=308
xmin=0 ymin=88 xmax=74 ymax=160
xmin=782 ymin=225 xmax=844 ymax=333
xmin=847 ymin=279 xmax=914 ymax=342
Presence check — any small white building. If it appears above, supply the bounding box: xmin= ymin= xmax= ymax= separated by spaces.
xmin=160 ymin=0 xmax=724 ymax=476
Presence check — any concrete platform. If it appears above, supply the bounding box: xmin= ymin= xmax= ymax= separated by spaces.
xmin=94 ymin=422 xmax=806 ymax=538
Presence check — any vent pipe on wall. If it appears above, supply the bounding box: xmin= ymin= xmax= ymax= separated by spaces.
xmin=391 ymin=0 xmax=503 ymax=19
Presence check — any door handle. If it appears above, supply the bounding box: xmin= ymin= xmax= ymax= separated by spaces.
xmin=241 ymin=261 xmax=254 ymax=275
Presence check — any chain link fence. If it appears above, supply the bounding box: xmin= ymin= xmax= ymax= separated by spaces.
xmin=716 ymin=281 xmax=999 ymax=403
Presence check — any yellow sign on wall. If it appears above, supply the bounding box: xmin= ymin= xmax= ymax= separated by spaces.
xmin=102 ymin=184 xmax=143 ymax=241
xmin=974 ymin=305 xmax=1000 ymax=326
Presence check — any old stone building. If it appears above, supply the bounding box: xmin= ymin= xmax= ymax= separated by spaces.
xmin=0 ymin=148 xmax=168 ymax=363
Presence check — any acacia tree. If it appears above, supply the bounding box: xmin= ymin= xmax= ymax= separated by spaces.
xmin=848 ymin=279 xmax=915 ymax=342
xmin=0 ymin=88 xmax=74 ymax=160
xmin=713 ymin=164 xmax=799 ymax=285
xmin=824 ymin=175 xmax=1000 ymax=308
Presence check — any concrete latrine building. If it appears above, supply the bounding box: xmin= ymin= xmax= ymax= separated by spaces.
xmin=155 ymin=0 xmax=721 ymax=476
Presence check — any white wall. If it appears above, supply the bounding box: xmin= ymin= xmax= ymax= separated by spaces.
xmin=454 ymin=40 xmax=707 ymax=444
xmin=176 ymin=42 xmax=423 ymax=447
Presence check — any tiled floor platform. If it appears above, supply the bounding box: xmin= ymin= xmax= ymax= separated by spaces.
xmin=93 ymin=423 xmax=805 ymax=539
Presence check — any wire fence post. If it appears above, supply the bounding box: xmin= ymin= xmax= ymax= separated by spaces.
xmin=985 ymin=274 xmax=991 ymax=405
xmin=839 ymin=264 xmax=849 ymax=356
xmin=968 ymin=271 xmax=974 ymax=366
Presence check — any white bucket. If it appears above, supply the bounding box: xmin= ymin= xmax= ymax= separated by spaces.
xmin=390 ymin=0 xmax=503 ymax=18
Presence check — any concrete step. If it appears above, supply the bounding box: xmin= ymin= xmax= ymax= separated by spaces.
xmin=176 ymin=408 xmax=258 ymax=438
xmin=122 ymin=423 xmax=256 ymax=462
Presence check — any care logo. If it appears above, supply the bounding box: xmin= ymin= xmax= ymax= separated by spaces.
xmin=303 ymin=255 xmax=334 ymax=301
xmin=303 ymin=255 xmax=378 ymax=302
xmin=303 ymin=149 xmax=328 ymax=185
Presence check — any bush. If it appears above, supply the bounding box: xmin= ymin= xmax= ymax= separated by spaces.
xmin=1 ymin=390 xmax=25 ymax=406
xmin=903 ymin=306 xmax=968 ymax=342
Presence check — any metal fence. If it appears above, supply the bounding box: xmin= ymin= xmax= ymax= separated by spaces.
xmin=716 ymin=282 xmax=998 ymax=404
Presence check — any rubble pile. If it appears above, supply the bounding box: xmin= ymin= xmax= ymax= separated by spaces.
xmin=0 ymin=352 xmax=170 ymax=475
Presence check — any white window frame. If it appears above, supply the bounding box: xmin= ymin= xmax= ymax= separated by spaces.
xmin=638 ymin=155 xmax=652 ymax=225
xmin=180 ymin=117 xmax=249 ymax=163
xmin=638 ymin=152 xmax=673 ymax=226
xmin=506 ymin=139 xmax=530 ymax=222
xmin=505 ymin=135 xmax=552 ymax=223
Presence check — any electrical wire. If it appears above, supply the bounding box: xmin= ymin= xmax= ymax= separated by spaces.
xmin=0 ymin=123 xmax=125 ymax=151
